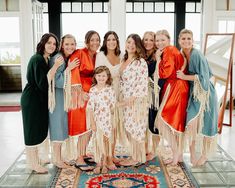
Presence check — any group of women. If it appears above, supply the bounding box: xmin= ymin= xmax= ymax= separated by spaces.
xmin=21 ymin=28 xmax=218 ymax=174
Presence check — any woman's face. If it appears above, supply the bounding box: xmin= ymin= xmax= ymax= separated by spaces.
xmin=155 ymin=34 xmax=170 ymax=50
xmin=106 ymin=34 xmax=117 ymax=51
xmin=44 ymin=37 xmax=57 ymax=55
xmin=178 ymin=33 xmax=193 ymax=50
xmin=62 ymin=37 xmax=76 ymax=57
xmin=143 ymin=33 xmax=155 ymax=51
xmin=87 ymin=33 xmax=100 ymax=53
xmin=125 ymin=37 xmax=136 ymax=54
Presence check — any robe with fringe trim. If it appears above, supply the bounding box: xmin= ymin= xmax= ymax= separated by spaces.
xmin=86 ymin=85 xmax=116 ymax=163
xmin=68 ymin=48 xmax=96 ymax=136
xmin=21 ymin=53 xmax=49 ymax=146
xmin=119 ymin=58 xmax=149 ymax=163
xmin=48 ymin=52 xmax=68 ymax=142
xmin=186 ymin=48 xmax=218 ymax=137
xmin=157 ymin=46 xmax=189 ymax=133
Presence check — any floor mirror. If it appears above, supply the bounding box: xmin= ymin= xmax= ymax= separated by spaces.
xmin=204 ymin=33 xmax=234 ymax=134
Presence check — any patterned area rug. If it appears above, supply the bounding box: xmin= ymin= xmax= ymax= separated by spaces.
xmin=48 ymin=153 xmax=195 ymax=188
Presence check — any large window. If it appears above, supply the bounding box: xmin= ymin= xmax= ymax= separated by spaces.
xmin=0 ymin=17 xmax=20 ymax=65
xmin=185 ymin=2 xmax=201 ymax=49
xmin=61 ymin=2 xmax=108 ymax=47
xmin=126 ymin=1 xmax=175 ymax=43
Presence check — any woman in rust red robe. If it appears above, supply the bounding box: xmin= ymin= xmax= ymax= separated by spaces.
xmin=65 ymin=30 xmax=100 ymax=171
xmin=154 ymin=30 xmax=189 ymax=165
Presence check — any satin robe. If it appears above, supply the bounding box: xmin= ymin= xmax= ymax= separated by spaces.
xmin=68 ymin=48 xmax=96 ymax=136
xmin=159 ymin=46 xmax=189 ymax=132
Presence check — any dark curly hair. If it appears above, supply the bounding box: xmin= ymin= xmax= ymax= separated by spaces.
xmin=36 ymin=33 xmax=59 ymax=56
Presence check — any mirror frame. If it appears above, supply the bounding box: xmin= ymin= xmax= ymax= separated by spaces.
xmin=203 ymin=33 xmax=234 ymax=134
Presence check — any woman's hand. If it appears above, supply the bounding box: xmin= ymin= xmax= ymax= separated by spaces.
xmin=68 ymin=58 xmax=80 ymax=71
xmin=155 ymin=49 xmax=162 ymax=60
xmin=91 ymin=122 xmax=96 ymax=132
xmin=176 ymin=70 xmax=185 ymax=80
xmin=54 ymin=55 xmax=64 ymax=69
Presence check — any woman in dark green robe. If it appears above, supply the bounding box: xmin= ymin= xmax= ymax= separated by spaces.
xmin=21 ymin=33 xmax=61 ymax=173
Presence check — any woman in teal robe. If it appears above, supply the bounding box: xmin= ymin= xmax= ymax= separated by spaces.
xmin=48 ymin=34 xmax=78 ymax=168
xmin=177 ymin=29 xmax=218 ymax=166
xmin=21 ymin=33 xmax=60 ymax=173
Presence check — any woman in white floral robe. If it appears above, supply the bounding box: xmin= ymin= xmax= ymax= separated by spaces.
xmin=119 ymin=34 xmax=149 ymax=166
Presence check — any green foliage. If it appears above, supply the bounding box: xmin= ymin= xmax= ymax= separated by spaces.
xmin=0 ymin=52 xmax=20 ymax=65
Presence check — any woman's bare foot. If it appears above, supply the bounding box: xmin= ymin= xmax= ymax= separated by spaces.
xmin=54 ymin=161 xmax=71 ymax=169
xmin=93 ymin=166 xmax=102 ymax=174
xmin=196 ymin=155 xmax=207 ymax=166
xmin=101 ymin=166 xmax=108 ymax=174
xmin=113 ymin=157 xmax=123 ymax=164
xmin=146 ymin=152 xmax=155 ymax=161
xmin=190 ymin=154 xmax=197 ymax=166
xmin=32 ymin=165 xmax=48 ymax=174
xmin=163 ymin=158 xmax=173 ymax=165
xmin=119 ymin=159 xmax=139 ymax=166
xmin=107 ymin=163 xmax=117 ymax=170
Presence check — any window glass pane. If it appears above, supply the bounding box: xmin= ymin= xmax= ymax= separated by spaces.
xmin=62 ymin=13 xmax=108 ymax=47
xmin=165 ymin=2 xmax=174 ymax=12
xmin=42 ymin=3 xmax=48 ymax=12
xmin=144 ymin=2 xmax=153 ymax=12
xmin=126 ymin=2 xmax=132 ymax=12
xmin=72 ymin=2 xmax=81 ymax=12
xmin=185 ymin=13 xmax=201 ymax=49
xmin=196 ymin=2 xmax=201 ymax=12
xmin=83 ymin=2 xmax=92 ymax=12
xmin=231 ymin=0 xmax=235 ymax=10
xmin=0 ymin=0 xmax=7 ymax=11
xmin=62 ymin=2 xmax=71 ymax=12
xmin=134 ymin=2 xmax=143 ymax=12
xmin=186 ymin=2 xmax=195 ymax=12
xmin=0 ymin=17 xmax=20 ymax=64
xmin=104 ymin=2 xmax=108 ymax=12
xmin=93 ymin=2 xmax=102 ymax=12
xmin=43 ymin=14 xmax=49 ymax=33
xmin=216 ymin=0 xmax=227 ymax=10
xmin=8 ymin=0 xmax=19 ymax=11
xmin=218 ymin=20 xmax=227 ymax=33
xmin=126 ymin=13 xmax=175 ymax=43
xmin=155 ymin=2 xmax=164 ymax=12
xmin=227 ymin=21 xmax=235 ymax=32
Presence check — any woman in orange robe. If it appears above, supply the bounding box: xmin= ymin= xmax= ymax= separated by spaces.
xmin=154 ymin=30 xmax=189 ymax=165
xmin=65 ymin=30 xmax=100 ymax=171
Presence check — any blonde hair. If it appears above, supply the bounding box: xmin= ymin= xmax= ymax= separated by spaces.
xmin=178 ymin=29 xmax=193 ymax=39
xmin=142 ymin=31 xmax=156 ymax=42
xmin=156 ymin=29 xmax=170 ymax=40
xmin=59 ymin=34 xmax=76 ymax=55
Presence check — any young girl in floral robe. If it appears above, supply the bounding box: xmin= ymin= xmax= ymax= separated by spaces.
xmin=86 ymin=66 xmax=116 ymax=174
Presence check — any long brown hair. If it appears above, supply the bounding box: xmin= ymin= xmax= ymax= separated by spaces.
xmin=92 ymin=66 xmax=113 ymax=86
xmin=100 ymin=31 xmax=121 ymax=56
xmin=123 ymin=33 xmax=146 ymax=61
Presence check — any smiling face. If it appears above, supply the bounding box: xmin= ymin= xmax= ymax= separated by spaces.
xmin=44 ymin=37 xmax=57 ymax=55
xmin=61 ymin=37 xmax=76 ymax=57
xmin=106 ymin=34 xmax=117 ymax=51
xmin=125 ymin=37 xmax=136 ymax=55
xmin=178 ymin=33 xmax=193 ymax=50
xmin=87 ymin=33 xmax=100 ymax=53
xmin=143 ymin=33 xmax=155 ymax=52
xmin=155 ymin=34 xmax=170 ymax=50
xmin=95 ymin=70 xmax=108 ymax=86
